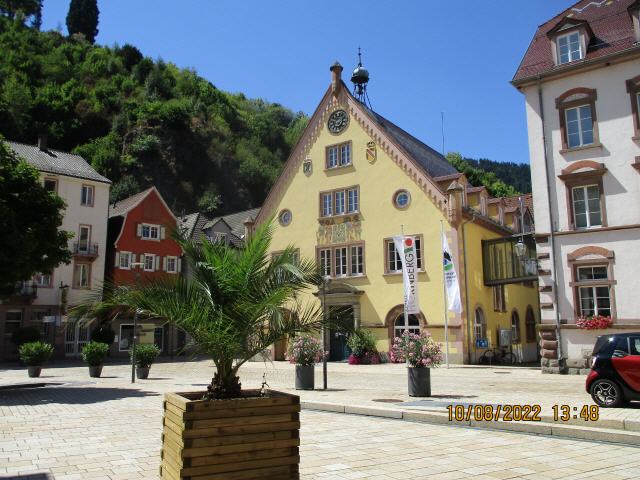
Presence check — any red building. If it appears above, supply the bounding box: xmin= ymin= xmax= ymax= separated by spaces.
xmin=106 ymin=187 xmax=184 ymax=357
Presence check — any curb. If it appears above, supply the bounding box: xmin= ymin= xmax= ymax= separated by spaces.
xmin=300 ymin=401 xmax=640 ymax=446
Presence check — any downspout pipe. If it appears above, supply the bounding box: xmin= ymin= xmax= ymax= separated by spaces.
xmin=537 ymin=76 xmax=564 ymax=368
xmin=461 ymin=212 xmax=477 ymax=365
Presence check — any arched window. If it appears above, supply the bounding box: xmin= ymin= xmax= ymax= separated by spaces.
xmin=474 ymin=308 xmax=486 ymax=343
xmin=394 ymin=314 xmax=420 ymax=338
xmin=525 ymin=306 xmax=537 ymax=343
xmin=511 ymin=310 xmax=520 ymax=343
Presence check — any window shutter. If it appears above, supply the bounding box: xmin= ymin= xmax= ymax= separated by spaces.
xmin=115 ymin=252 xmax=120 ymax=268
xmin=160 ymin=227 xmax=166 ymax=239
xmin=163 ymin=257 xmax=167 ymax=272
xmin=177 ymin=258 xmax=182 ymax=273
xmin=155 ymin=255 xmax=160 ymax=271
xmin=137 ymin=224 xmax=142 ymax=237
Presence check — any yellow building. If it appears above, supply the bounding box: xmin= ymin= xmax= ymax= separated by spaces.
xmin=253 ymin=61 xmax=539 ymax=364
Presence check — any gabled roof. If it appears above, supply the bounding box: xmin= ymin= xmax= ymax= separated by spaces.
xmin=204 ymin=207 xmax=260 ymax=240
xmin=109 ymin=186 xmax=177 ymax=222
xmin=6 ymin=140 xmax=111 ymax=184
xmin=513 ymin=0 xmax=639 ymax=85
xmin=178 ymin=212 xmax=211 ymax=243
xmin=502 ymin=194 xmax=534 ymax=218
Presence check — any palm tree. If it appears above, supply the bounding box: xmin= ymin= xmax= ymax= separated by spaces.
xmin=83 ymin=221 xmax=327 ymax=399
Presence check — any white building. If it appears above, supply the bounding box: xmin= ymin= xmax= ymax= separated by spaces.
xmin=513 ymin=0 xmax=640 ymax=372
xmin=1 ymin=138 xmax=111 ymax=359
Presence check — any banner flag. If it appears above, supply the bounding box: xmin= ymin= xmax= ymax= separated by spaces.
xmin=393 ymin=235 xmax=421 ymax=315
xmin=442 ymin=232 xmax=462 ymax=313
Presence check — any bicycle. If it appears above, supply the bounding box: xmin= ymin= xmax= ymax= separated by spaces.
xmin=478 ymin=347 xmax=516 ymax=366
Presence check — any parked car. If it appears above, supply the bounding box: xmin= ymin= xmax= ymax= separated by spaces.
xmin=586 ymin=333 xmax=640 ymax=407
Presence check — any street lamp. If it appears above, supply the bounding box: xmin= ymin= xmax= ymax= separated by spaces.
xmin=129 ymin=262 xmax=145 ymax=383
xmin=514 ymin=196 xmax=527 ymax=262
xmin=321 ymin=275 xmax=331 ymax=390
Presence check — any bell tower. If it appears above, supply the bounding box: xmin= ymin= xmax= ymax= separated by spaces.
xmin=350 ymin=47 xmax=371 ymax=108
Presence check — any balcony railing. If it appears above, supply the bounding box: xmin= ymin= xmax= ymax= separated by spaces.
xmin=73 ymin=242 xmax=99 ymax=258
xmin=482 ymin=235 xmax=538 ymax=285
xmin=14 ymin=282 xmax=37 ymax=300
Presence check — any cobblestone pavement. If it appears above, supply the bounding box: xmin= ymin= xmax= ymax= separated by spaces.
xmin=1 ymin=360 xmax=639 ymax=479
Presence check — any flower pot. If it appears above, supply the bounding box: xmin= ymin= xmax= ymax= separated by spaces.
xmin=27 ymin=366 xmax=41 ymax=378
xmin=160 ymin=390 xmax=300 ymax=479
xmin=88 ymin=365 xmax=103 ymax=378
xmin=408 ymin=367 xmax=431 ymax=397
xmin=136 ymin=366 xmax=150 ymax=379
xmin=295 ymin=364 xmax=314 ymax=390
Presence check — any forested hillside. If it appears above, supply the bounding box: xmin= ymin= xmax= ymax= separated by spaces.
xmin=446 ymin=153 xmax=531 ymax=197
xmin=0 ymin=15 xmax=307 ymax=215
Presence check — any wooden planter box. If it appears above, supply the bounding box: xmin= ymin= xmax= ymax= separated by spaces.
xmin=160 ymin=389 xmax=300 ymax=480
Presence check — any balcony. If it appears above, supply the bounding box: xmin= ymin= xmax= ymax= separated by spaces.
xmin=482 ymin=235 xmax=538 ymax=285
xmin=73 ymin=242 xmax=99 ymax=260
xmin=10 ymin=282 xmax=37 ymax=304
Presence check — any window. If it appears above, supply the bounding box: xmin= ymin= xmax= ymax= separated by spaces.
xmin=119 ymin=324 xmax=133 ymax=351
xmin=140 ymin=224 xmax=160 ymax=240
xmin=154 ymin=327 xmax=164 ymax=352
xmin=78 ymin=225 xmax=91 ymax=253
xmin=73 ymin=263 xmax=90 ymax=288
xmin=325 ymin=142 xmax=351 ymax=169
xmin=33 ymin=273 xmax=52 ymax=287
xmin=625 ymin=76 xmax=640 ymax=137
xmin=319 ymin=249 xmax=331 ymax=277
xmin=557 ymin=32 xmax=582 ymax=64
xmin=630 ymin=337 xmax=640 ymax=356
xmin=320 ymin=186 xmax=359 ymax=217
xmin=334 ymin=247 xmax=347 ymax=277
xmin=385 ymin=236 xmax=423 ymax=274
xmin=394 ymin=190 xmax=411 ymax=209
xmin=119 ymin=251 xmax=131 ymax=269
xmin=350 ymin=245 xmax=363 ymax=276
xmin=44 ymin=178 xmax=57 ymax=192
xmin=5 ymin=310 xmax=22 ymax=335
xmin=565 ymin=105 xmax=593 ymax=148
xmin=511 ymin=311 xmax=521 ymax=343
xmin=166 ymin=256 xmax=177 ymax=273
xmin=278 ymin=209 xmax=292 ymax=227
xmin=394 ymin=314 xmax=420 ymax=338
xmin=572 ymin=185 xmax=601 ymax=229
xmin=474 ymin=308 xmax=487 ymax=343
xmin=525 ymin=306 xmax=537 ymax=343
xmin=576 ymin=265 xmax=611 ymax=317
xmin=144 ymin=254 xmax=155 ymax=272
xmin=81 ymin=184 xmax=94 ymax=206
xmin=492 ymin=285 xmax=506 ymax=312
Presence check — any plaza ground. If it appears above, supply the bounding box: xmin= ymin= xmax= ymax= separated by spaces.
xmin=1 ymin=360 xmax=639 ymax=479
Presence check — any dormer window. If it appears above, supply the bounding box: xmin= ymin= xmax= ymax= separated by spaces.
xmin=557 ymin=32 xmax=582 ymax=64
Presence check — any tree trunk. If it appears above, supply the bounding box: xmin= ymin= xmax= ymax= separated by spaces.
xmin=205 ymin=361 xmax=241 ymax=399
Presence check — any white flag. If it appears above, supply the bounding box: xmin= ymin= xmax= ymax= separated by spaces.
xmin=442 ymin=232 xmax=462 ymax=313
xmin=393 ymin=236 xmax=421 ymax=314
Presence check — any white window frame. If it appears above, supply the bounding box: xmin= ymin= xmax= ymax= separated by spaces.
xmin=557 ymin=31 xmax=582 ymax=65
xmin=474 ymin=308 xmax=487 ymax=343
xmin=321 ymin=193 xmax=333 ymax=217
xmin=572 ymin=184 xmax=601 ymax=229
xmin=347 ymin=188 xmax=359 ymax=213
xmin=141 ymin=223 xmax=161 ymax=241
xmin=327 ymin=146 xmax=338 ymax=168
xmin=166 ymin=256 xmax=178 ymax=274
xmin=33 ymin=272 xmax=52 ymax=287
xmin=385 ymin=237 xmax=423 ymax=274
xmin=143 ymin=254 xmax=155 ymax=272
xmin=73 ymin=263 xmax=90 ymax=289
xmin=350 ymin=245 xmax=364 ymax=276
xmin=319 ymin=249 xmax=332 ymax=277
xmin=576 ymin=265 xmax=611 ymax=317
xmin=334 ymin=247 xmax=348 ymax=277
xmin=81 ymin=184 xmax=94 ymax=206
xmin=340 ymin=143 xmax=351 ymax=166
xmin=394 ymin=314 xmax=420 ymax=338
xmin=78 ymin=225 xmax=91 ymax=253
xmin=511 ymin=311 xmax=520 ymax=343
xmin=119 ymin=251 xmax=131 ymax=270
xmin=565 ymin=104 xmax=593 ymax=148
xmin=334 ymin=190 xmax=345 ymax=215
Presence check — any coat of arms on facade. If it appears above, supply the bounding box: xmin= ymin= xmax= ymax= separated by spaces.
xmin=366 ymin=141 xmax=376 ymax=163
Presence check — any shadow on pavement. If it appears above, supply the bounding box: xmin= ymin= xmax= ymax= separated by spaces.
xmin=0 ymin=385 xmax=159 ymax=406
xmin=0 ymin=474 xmax=53 ymax=479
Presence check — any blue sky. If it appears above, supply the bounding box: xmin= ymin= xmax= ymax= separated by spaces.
xmin=41 ymin=1 xmax=567 ymax=165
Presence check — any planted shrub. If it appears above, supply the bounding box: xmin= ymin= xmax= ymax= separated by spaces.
xmin=286 ymin=334 xmax=324 ymax=366
xmin=132 ymin=343 xmax=160 ymax=368
xmin=390 ymin=331 xmax=443 ymax=368
xmin=347 ymin=329 xmax=379 ymax=365
xmin=91 ymin=324 xmax=116 ymax=345
xmin=11 ymin=326 xmax=41 ymax=347
xmin=18 ymin=341 xmax=53 ymax=366
xmin=81 ymin=341 xmax=110 ymax=366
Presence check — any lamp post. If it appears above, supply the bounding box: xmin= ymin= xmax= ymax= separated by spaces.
xmin=321 ymin=275 xmax=331 ymax=390
xmin=129 ymin=262 xmax=145 ymax=383
xmin=514 ymin=196 xmax=527 ymax=264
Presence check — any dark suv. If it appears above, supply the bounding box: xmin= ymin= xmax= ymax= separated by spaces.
xmin=586 ymin=333 xmax=640 ymax=407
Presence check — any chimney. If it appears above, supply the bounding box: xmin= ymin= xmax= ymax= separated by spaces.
xmin=330 ymin=62 xmax=343 ymax=97
xmin=37 ymin=133 xmax=48 ymax=152
xmin=446 ymin=181 xmax=465 ymax=226
xmin=243 ymin=216 xmax=255 ymax=241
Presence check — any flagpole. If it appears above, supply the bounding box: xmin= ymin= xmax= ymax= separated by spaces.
xmin=400 ymin=224 xmax=409 ymax=329
xmin=441 ymin=220 xmax=450 ymax=369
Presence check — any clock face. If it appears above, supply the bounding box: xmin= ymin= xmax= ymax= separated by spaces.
xmin=327 ymin=109 xmax=348 ymax=134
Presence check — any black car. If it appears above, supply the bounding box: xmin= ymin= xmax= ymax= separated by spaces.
xmin=586 ymin=333 xmax=640 ymax=407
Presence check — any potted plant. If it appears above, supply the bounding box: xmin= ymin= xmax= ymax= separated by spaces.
xmin=287 ymin=334 xmax=323 ymax=390
xmin=18 ymin=341 xmax=54 ymax=377
xmin=576 ymin=315 xmax=613 ymax=330
xmin=81 ymin=341 xmax=109 ymax=378
xmin=79 ymin=222 xmax=326 ymax=479
xmin=347 ymin=328 xmax=379 ymax=365
xmin=391 ymin=331 xmax=443 ymax=397
xmin=132 ymin=343 xmax=160 ymax=379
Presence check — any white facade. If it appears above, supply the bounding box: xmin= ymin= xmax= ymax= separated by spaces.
xmin=520 ymin=53 xmax=640 ymax=368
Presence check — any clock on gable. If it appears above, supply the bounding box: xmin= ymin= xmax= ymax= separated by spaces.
xmin=327 ymin=109 xmax=349 ymax=134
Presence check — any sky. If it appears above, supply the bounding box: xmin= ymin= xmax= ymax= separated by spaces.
xmin=41 ymin=0 xmax=568 ymax=165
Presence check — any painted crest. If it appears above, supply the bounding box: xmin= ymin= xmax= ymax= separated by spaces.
xmin=366 ymin=141 xmax=377 ymax=163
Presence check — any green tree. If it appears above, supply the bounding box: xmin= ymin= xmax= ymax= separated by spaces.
xmin=80 ymin=223 xmax=327 ymax=399
xmin=0 ymin=0 xmax=40 ymax=19
xmin=446 ymin=152 xmax=519 ymax=198
xmin=66 ymin=0 xmax=99 ymax=43
xmin=0 ymin=140 xmax=72 ymax=297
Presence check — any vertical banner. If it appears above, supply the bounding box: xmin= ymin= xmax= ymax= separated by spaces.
xmin=393 ymin=236 xmax=421 ymax=314
xmin=442 ymin=231 xmax=462 ymax=313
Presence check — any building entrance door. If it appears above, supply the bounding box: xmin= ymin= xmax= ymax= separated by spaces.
xmin=64 ymin=322 xmax=90 ymax=356
xmin=329 ymin=306 xmax=353 ymax=361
